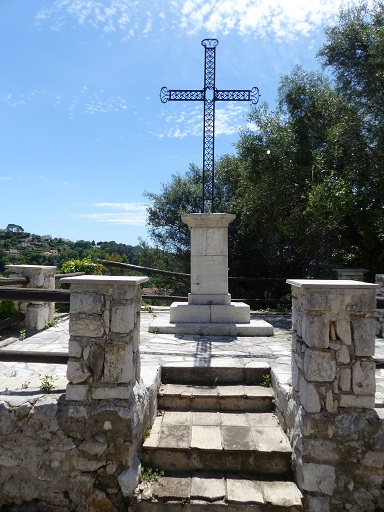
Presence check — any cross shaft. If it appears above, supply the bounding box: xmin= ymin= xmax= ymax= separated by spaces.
xmin=160 ymin=38 xmax=259 ymax=213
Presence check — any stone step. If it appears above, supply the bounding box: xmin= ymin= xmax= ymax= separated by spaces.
xmin=132 ymin=473 xmax=302 ymax=511
xmin=161 ymin=364 xmax=271 ymax=386
xmin=142 ymin=411 xmax=292 ymax=475
xmin=158 ymin=384 xmax=273 ymax=412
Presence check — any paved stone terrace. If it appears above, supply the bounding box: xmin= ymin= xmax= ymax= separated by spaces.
xmin=0 ymin=309 xmax=383 ymax=413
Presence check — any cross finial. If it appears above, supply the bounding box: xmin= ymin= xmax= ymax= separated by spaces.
xmin=161 ymin=39 xmax=259 ymax=213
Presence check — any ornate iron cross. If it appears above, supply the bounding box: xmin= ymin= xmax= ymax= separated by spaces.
xmin=160 ymin=38 xmax=259 ymax=213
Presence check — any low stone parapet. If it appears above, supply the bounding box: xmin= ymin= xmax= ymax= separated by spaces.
xmin=0 ymin=274 xmax=158 ymax=510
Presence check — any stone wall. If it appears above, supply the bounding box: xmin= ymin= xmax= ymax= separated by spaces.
xmin=0 ymin=275 xmax=157 ymax=511
xmin=275 ymin=279 xmax=384 ymax=512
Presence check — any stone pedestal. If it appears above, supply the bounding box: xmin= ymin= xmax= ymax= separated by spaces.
xmin=5 ymin=264 xmax=56 ymax=331
xmin=150 ymin=213 xmax=273 ymax=336
xmin=334 ymin=268 xmax=367 ymax=281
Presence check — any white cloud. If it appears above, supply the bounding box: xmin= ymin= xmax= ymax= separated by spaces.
xmin=0 ymin=176 xmax=11 ymax=181
xmin=95 ymin=202 xmax=147 ymax=211
xmin=156 ymin=103 xmax=250 ymax=138
xmin=175 ymin=0 xmax=360 ymax=40
xmin=78 ymin=202 xmax=147 ymax=226
xmin=36 ymin=0 xmax=360 ymax=40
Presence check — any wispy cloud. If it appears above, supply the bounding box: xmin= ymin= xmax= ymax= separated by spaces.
xmin=36 ymin=0 xmax=360 ymax=40
xmin=156 ymin=103 xmax=249 ymax=139
xmin=36 ymin=0 xmax=164 ymax=39
xmin=0 ymin=176 xmax=11 ymax=181
xmin=174 ymin=0 xmax=360 ymax=40
xmin=78 ymin=202 xmax=147 ymax=226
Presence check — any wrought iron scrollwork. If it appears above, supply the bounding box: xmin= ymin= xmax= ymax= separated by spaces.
xmin=160 ymin=39 xmax=260 ymax=213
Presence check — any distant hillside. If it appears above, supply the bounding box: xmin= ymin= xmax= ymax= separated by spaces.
xmin=0 ymin=224 xmax=142 ymax=275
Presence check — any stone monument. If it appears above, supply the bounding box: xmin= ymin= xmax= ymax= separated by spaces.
xmin=149 ymin=214 xmax=273 ymax=336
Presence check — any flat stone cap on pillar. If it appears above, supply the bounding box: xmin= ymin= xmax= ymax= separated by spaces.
xmin=60 ymin=275 xmax=148 ymax=285
xmin=182 ymin=213 xmax=236 ymax=228
xmin=6 ymin=265 xmax=56 ymax=272
xmin=287 ymin=279 xmax=378 ymax=291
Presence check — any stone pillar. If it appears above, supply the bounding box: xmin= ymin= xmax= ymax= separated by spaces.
xmin=375 ymin=274 xmax=384 ymax=338
xmin=61 ymin=275 xmax=148 ymax=402
xmin=182 ymin=213 xmax=235 ymax=305
xmin=60 ymin=275 xmax=149 ymax=498
xmin=287 ymin=279 xmax=383 ymax=512
xmin=5 ymin=264 xmax=56 ymax=331
xmin=334 ymin=269 xmax=367 ymax=281
xmin=376 ymin=274 xmax=384 ymax=296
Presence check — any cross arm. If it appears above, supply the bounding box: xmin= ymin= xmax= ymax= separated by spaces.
xmin=215 ymin=86 xmax=260 ymax=105
xmin=160 ymin=86 xmax=204 ymax=103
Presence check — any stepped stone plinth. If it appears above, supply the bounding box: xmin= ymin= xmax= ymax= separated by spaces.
xmin=149 ymin=213 xmax=273 ymax=336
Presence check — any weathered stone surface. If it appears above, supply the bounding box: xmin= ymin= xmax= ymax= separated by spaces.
xmin=336 ymin=344 xmax=350 ymax=364
xmin=152 ymin=476 xmax=191 ymax=500
xmin=67 ymin=361 xmax=92 ymax=384
xmin=299 ymin=376 xmax=321 ymax=413
xmin=88 ymin=343 xmax=105 ymax=381
xmin=70 ymin=293 xmax=104 ymax=315
xmin=78 ymin=488 xmax=117 ymax=512
xmin=190 ymin=473 xmax=226 ymax=501
xmin=352 ymin=316 xmax=376 ymax=356
xmin=118 ymin=456 xmax=141 ymax=496
xmin=103 ymin=344 xmax=133 ymax=384
xmin=335 ymin=317 xmax=352 ymax=345
xmin=338 ymin=394 xmax=375 ymax=409
xmin=261 ymin=480 xmax=303 ymax=506
xmin=352 ymin=360 xmax=376 ymax=396
xmin=66 ymin=384 xmax=89 ymax=401
xmin=79 ymin=438 xmax=108 ymax=456
xmin=73 ymin=455 xmax=105 ymax=471
xmin=68 ymin=340 xmax=83 ymax=358
xmin=226 ymin=477 xmax=264 ymax=503
xmin=300 ymin=463 xmax=336 ymax=495
xmin=111 ymin=304 xmax=135 ymax=334
xmin=91 ymin=386 xmax=132 ymax=400
xmin=301 ymin=313 xmax=329 ymax=348
xmin=69 ymin=314 xmax=105 ymax=338
xmin=304 ymin=350 xmax=336 ymax=382
xmin=305 ymin=495 xmax=330 ymax=512
xmin=339 ymin=368 xmax=351 ymax=392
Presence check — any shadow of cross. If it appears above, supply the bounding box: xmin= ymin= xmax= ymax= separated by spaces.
xmin=160 ymin=38 xmax=260 ymax=214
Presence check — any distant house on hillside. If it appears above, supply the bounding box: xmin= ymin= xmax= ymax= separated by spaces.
xmin=43 ymin=250 xmax=59 ymax=257
xmin=8 ymin=249 xmax=19 ymax=258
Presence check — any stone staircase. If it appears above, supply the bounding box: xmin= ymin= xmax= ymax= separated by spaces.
xmin=131 ymin=366 xmax=302 ymax=511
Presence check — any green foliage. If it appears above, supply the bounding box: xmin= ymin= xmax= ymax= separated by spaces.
xmin=144 ymin=3 xmax=384 ymax=281
xmin=0 ymin=300 xmax=19 ymax=321
xmin=19 ymin=329 xmax=26 ymax=340
xmin=40 ymin=375 xmax=58 ymax=392
xmin=261 ymin=374 xmax=271 ymax=388
xmin=60 ymin=256 xmax=103 ymax=275
xmin=140 ymin=467 xmax=164 ymax=483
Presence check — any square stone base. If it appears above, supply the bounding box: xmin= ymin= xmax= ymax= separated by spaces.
xmin=170 ymin=301 xmax=250 ymax=324
xmin=148 ymin=316 xmax=273 ymax=336
xmin=149 ymin=302 xmax=273 ymax=336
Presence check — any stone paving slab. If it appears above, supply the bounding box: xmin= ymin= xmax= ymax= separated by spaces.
xmin=138 ymin=474 xmax=303 ymax=509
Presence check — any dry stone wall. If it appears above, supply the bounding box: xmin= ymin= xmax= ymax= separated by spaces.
xmin=279 ymin=280 xmax=384 ymax=512
xmin=0 ymin=275 xmax=155 ymax=511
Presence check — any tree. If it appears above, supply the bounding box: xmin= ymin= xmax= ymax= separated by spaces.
xmin=6 ymin=224 xmax=24 ymax=233
xmin=144 ymin=1 xmax=384 ymax=280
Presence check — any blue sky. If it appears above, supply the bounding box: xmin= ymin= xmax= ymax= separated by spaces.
xmin=0 ymin=0 xmax=358 ymax=246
